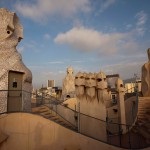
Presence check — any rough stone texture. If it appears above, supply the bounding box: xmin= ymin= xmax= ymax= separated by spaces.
xmin=85 ymin=72 xmax=97 ymax=101
xmin=75 ymin=71 xmax=111 ymax=105
xmin=96 ymin=71 xmax=111 ymax=104
xmin=75 ymin=71 xmax=108 ymax=141
xmin=141 ymin=48 xmax=150 ymax=96
xmin=0 ymin=8 xmax=32 ymax=113
xmin=62 ymin=66 xmax=75 ymax=99
xmin=115 ymin=78 xmax=126 ymax=133
xmin=74 ymin=71 xmax=131 ymax=136
xmin=75 ymin=72 xmax=86 ymax=99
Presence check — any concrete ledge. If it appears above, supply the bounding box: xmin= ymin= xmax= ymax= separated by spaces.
xmin=0 ymin=113 xmax=126 ymax=150
xmin=0 ymin=132 xmax=8 ymax=144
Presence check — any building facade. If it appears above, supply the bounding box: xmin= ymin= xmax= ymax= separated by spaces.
xmin=47 ymin=80 xmax=55 ymax=87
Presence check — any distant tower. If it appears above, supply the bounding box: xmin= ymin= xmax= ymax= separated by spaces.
xmin=47 ymin=80 xmax=55 ymax=87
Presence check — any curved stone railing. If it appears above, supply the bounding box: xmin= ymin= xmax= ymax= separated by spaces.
xmin=0 ymin=90 xmax=149 ymax=149
xmin=42 ymin=97 xmax=149 ymax=149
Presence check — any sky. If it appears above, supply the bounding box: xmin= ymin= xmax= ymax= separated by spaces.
xmin=0 ymin=0 xmax=150 ymax=88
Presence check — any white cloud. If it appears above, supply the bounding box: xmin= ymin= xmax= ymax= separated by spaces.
xmin=99 ymin=0 xmax=116 ymax=13
xmin=72 ymin=19 xmax=83 ymax=27
xmin=72 ymin=60 xmax=85 ymax=63
xmin=28 ymin=65 xmax=45 ymax=69
xmin=54 ymin=26 xmax=136 ymax=55
xmin=14 ymin=0 xmax=90 ymax=22
xmin=17 ymin=46 xmax=24 ymax=53
xmin=135 ymin=11 xmax=148 ymax=36
xmin=136 ymin=11 xmax=147 ymax=26
xmin=126 ymin=24 xmax=132 ymax=30
xmin=47 ymin=61 xmax=64 ymax=64
xmin=58 ymin=70 xmax=65 ymax=74
xmin=44 ymin=34 xmax=51 ymax=40
xmin=103 ymin=59 xmax=145 ymax=79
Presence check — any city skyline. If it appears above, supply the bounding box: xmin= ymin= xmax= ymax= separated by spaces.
xmin=1 ymin=0 xmax=150 ymax=88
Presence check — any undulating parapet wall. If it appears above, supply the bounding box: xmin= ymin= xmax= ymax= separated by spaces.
xmin=141 ymin=48 xmax=150 ymax=97
xmin=0 ymin=113 xmax=125 ymax=150
xmin=0 ymin=8 xmax=32 ymax=113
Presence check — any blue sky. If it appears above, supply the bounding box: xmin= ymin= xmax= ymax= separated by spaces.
xmin=1 ymin=0 xmax=150 ymax=88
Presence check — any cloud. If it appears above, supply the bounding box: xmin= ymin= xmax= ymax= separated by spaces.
xmin=47 ymin=61 xmax=64 ymax=64
xmin=44 ymin=34 xmax=51 ymax=40
xmin=54 ymin=26 xmax=137 ymax=55
xmin=135 ymin=11 xmax=148 ymax=36
xmin=99 ymin=0 xmax=116 ymax=13
xmin=126 ymin=24 xmax=132 ymax=30
xmin=103 ymin=59 xmax=145 ymax=79
xmin=14 ymin=0 xmax=90 ymax=22
xmin=136 ymin=11 xmax=147 ymax=26
xmin=17 ymin=46 xmax=24 ymax=53
xmin=58 ymin=70 xmax=65 ymax=74
xmin=72 ymin=60 xmax=85 ymax=63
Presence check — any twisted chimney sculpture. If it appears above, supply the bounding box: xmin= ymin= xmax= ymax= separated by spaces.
xmin=141 ymin=48 xmax=150 ymax=97
xmin=62 ymin=66 xmax=75 ymax=100
xmin=0 ymin=8 xmax=32 ymax=113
